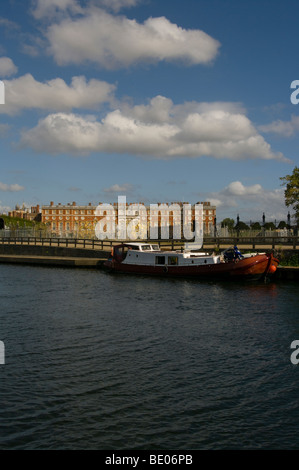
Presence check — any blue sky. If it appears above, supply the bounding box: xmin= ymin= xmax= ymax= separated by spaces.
xmin=0 ymin=0 xmax=298 ymax=223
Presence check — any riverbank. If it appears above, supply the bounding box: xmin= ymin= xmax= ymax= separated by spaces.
xmin=273 ymin=265 xmax=299 ymax=280
xmin=0 ymin=254 xmax=107 ymax=268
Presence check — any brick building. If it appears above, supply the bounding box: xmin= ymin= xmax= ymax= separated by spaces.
xmin=8 ymin=204 xmax=41 ymax=222
xmin=41 ymin=201 xmax=216 ymax=238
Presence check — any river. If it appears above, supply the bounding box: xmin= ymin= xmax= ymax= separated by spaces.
xmin=0 ymin=264 xmax=299 ymax=450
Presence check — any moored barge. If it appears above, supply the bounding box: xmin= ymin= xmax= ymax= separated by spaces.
xmin=104 ymin=243 xmax=279 ymax=281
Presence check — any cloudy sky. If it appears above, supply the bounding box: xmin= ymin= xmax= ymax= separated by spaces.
xmin=0 ymin=0 xmax=298 ymax=223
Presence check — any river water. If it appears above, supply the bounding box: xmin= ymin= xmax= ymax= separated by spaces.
xmin=0 ymin=264 xmax=299 ymax=450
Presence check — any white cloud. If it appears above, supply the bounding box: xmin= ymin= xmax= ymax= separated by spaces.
xmin=46 ymin=8 xmax=220 ymax=68
xmin=31 ymin=0 xmax=82 ymax=19
xmin=0 ymin=202 xmax=12 ymax=213
xmin=103 ymin=183 xmax=135 ymax=193
xmin=0 ymin=57 xmax=18 ymax=77
xmin=204 ymin=181 xmax=287 ymax=222
xmin=1 ymin=74 xmax=115 ymax=114
xmin=94 ymin=0 xmax=141 ymax=12
xmin=31 ymin=0 xmax=142 ymax=19
xmin=21 ymin=113 xmax=101 ymax=155
xmin=259 ymin=115 xmax=299 ymax=137
xmin=223 ymin=181 xmax=263 ymax=196
xmin=0 ymin=124 xmax=9 ymax=136
xmin=20 ymin=110 xmax=176 ymax=156
xmin=20 ymin=96 xmax=286 ymax=162
xmin=21 ymin=44 xmax=40 ymax=57
xmin=0 ymin=182 xmax=24 ymax=192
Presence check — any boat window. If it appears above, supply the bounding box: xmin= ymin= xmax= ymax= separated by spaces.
xmin=141 ymin=245 xmax=152 ymax=251
xmin=155 ymin=256 xmax=165 ymax=265
xmin=168 ymin=256 xmax=178 ymax=265
xmin=151 ymin=244 xmax=160 ymax=251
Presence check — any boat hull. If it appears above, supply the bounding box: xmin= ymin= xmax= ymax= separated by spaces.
xmin=104 ymin=253 xmax=279 ymax=281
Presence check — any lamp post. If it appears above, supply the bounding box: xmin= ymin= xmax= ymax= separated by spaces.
xmin=236 ymin=214 xmax=240 ymax=239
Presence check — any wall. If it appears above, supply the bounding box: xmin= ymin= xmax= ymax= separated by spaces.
xmin=0 ymin=244 xmax=109 ymax=259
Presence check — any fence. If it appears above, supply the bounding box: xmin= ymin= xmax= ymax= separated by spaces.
xmin=202 ymin=236 xmax=299 ymax=250
xmin=0 ymin=236 xmax=298 ymax=250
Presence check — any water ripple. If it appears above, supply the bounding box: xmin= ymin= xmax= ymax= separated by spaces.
xmin=0 ymin=265 xmax=299 ymax=449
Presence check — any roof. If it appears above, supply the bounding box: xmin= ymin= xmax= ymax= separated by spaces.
xmin=123 ymin=242 xmax=151 ymax=246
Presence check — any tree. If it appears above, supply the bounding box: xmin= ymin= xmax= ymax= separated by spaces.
xmin=221 ymin=218 xmax=235 ymax=230
xmin=280 ymin=167 xmax=299 ymax=224
xmin=235 ymin=221 xmax=249 ymax=231
xmin=264 ymin=222 xmax=276 ymax=230
xmin=278 ymin=220 xmax=288 ymax=229
xmin=250 ymin=222 xmax=261 ymax=230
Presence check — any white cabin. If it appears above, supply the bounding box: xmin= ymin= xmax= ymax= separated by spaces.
xmin=119 ymin=243 xmax=221 ymax=266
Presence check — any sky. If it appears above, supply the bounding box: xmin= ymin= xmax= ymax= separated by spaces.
xmin=0 ymin=0 xmax=298 ymax=224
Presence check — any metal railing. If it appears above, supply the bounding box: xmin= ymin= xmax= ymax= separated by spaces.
xmin=0 ymin=236 xmax=298 ymax=250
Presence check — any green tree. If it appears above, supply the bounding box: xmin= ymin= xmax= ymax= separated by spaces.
xmin=280 ymin=166 xmax=299 ymax=224
xmin=221 ymin=218 xmax=235 ymax=230
xmin=250 ymin=222 xmax=261 ymax=230
xmin=278 ymin=220 xmax=288 ymax=229
xmin=235 ymin=221 xmax=249 ymax=231
xmin=264 ymin=222 xmax=276 ymax=230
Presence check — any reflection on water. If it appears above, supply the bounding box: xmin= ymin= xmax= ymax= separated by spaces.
xmin=0 ymin=264 xmax=299 ymax=449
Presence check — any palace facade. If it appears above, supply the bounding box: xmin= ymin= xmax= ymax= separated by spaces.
xmin=41 ymin=201 xmax=216 ymax=238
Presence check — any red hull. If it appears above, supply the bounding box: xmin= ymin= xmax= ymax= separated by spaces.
xmin=104 ymin=253 xmax=279 ymax=281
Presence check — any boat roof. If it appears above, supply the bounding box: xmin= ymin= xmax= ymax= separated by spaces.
xmin=123 ymin=242 xmax=149 ymax=246
xmin=124 ymin=242 xmax=161 ymax=246
xmin=121 ymin=242 xmax=160 ymax=251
